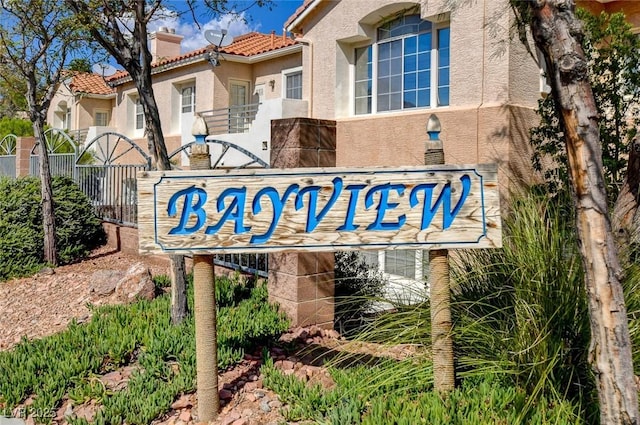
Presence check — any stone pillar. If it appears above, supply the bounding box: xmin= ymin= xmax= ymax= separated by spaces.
xmin=16 ymin=137 xmax=35 ymax=177
xmin=268 ymin=118 xmax=336 ymax=328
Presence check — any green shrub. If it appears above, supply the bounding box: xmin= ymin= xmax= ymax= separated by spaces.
xmin=0 ymin=176 xmax=105 ymax=280
xmin=262 ymin=357 xmax=582 ymax=424
xmin=0 ymin=117 xmax=33 ymax=138
xmin=334 ymin=251 xmax=386 ymax=335
xmin=324 ymin=190 xmax=601 ymax=422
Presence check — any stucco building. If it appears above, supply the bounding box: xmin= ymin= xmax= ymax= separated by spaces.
xmin=44 ymin=0 xmax=640 ymax=305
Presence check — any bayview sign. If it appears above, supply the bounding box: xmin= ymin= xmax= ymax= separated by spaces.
xmin=138 ymin=165 xmax=501 ymax=255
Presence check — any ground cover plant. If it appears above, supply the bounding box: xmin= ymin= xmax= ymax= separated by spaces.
xmin=0 ymin=176 xmax=105 ymax=281
xmin=0 ymin=274 xmax=289 ymax=424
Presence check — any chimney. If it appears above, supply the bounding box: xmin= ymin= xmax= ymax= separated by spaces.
xmin=149 ymin=27 xmax=184 ymax=63
xmin=271 ymin=30 xmax=275 ymax=48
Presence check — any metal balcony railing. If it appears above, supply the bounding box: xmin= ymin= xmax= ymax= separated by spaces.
xmin=198 ymin=103 xmax=260 ymax=135
xmin=68 ymin=128 xmax=89 ymax=144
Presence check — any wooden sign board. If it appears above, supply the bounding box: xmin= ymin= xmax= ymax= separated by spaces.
xmin=138 ymin=165 xmax=501 ymax=255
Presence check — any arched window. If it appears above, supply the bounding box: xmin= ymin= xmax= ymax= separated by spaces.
xmin=355 ymin=14 xmax=450 ymax=115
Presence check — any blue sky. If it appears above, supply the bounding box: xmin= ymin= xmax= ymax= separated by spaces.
xmin=153 ymin=1 xmax=304 ymax=53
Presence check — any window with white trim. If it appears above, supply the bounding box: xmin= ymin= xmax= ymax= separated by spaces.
xmin=94 ymin=110 xmax=109 ymax=127
xmin=135 ymin=98 xmax=144 ymax=130
xmin=355 ymin=14 xmax=450 ymax=115
xmin=63 ymin=105 xmax=71 ymax=130
xmin=283 ymin=67 xmax=303 ymax=100
xmin=181 ymin=86 xmax=195 ymax=113
xmin=361 ymin=250 xmax=427 ymax=283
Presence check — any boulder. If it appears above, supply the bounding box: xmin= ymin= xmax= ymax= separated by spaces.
xmin=89 ymin=270 xmax=125 ymax=297
xmin=114 ymin=263 xmax=155 ymax=303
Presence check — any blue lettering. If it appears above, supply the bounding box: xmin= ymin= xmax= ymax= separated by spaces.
xmin=250 ymin=184 xmax=299 ymax=244
xmin=409 ymin=174 xmax=471 ymax=230
xmin=205 ymin=187 xmax=251 ymax=235
xmin=167 ymin=185 xmax=208 ymax=235
xmin=365 ymin=183 xmax=406 ymax=231
xmin=295 ymin=177 xmax=343 ymax=232
xmin=337 ymin=184 xmax=366 ymax=231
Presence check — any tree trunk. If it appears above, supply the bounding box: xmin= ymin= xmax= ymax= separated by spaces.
xmin=527 ymin=1 xmax=639 ymax=423
xmin=132 ymin=70 xmax=188 ymax=324
xmin=33 ymin=116 xmax=57 ymax=266
xmin=170 ymin=254 xmax=188 ymax=324
xmin=612 ymin=134 xmax=640 ymax=249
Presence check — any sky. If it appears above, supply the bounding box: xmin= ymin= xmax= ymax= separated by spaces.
xmin=151 ymin=1 xmax=304 ymax=53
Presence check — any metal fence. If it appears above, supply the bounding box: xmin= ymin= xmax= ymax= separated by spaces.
xmin=0 ymin=130 xmax=270 ymax=277
xmin=30 ymin=153 xmax=76 ymax=179
xmin=199 ymin=103 xmax=260 ymax=135
xmin=0 ymin=155 xmax=15 ymax=178
xmin=215 ymin=253 xmax=268 ymax=278
xmin=76 ymin=164 xmax=146 ymax=227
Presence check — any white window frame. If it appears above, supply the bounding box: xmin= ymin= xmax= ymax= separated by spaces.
xmin=63 ymin=105 xmax=71 ymax=130
xmin=282 ymin=66 xmax=303 ymax=100
xmin=94 ymin=110 xmax=109 ymax=127
xmin=181 ymin=85 xmax=195 ymax=114
xmin=353 ymin=15 xmax=450 ymax=115
xmin=135 ymin=98 xmax=144 ymax=130
xmin=362 ymin=250 xmax=426 ymax=285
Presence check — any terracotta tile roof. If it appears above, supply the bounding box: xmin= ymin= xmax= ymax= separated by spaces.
xmin=69 ymin=72 xmax=114 ymax=96
xmin=106 ymin=31 xmax=298 ymax=84
xmin=284 ymin=0 xmax=317 ymax=31
xmin=221 ymin=31 xmax=297 ymax=56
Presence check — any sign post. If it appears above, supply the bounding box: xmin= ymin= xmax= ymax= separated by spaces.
xmin=425 ymin=114 xmax=454 ymax=393
xmin=189 ymin=118 xmax=219 ymax=422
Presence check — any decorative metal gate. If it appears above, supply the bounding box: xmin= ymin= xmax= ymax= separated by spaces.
xmin=0 ymin=134 xmax=17 ymax=178
xmin=30 ymin=129 xmax=78 ymax=179
xmin=168 ymin=140 xmax=270 ymax=277
xmin=76 ymin=132 xmax=151 ymax=227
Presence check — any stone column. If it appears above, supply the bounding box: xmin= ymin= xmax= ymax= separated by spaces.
xmin=16 ymin=137 xmax=35 ymax=177
xmin=268 ymin=118 xmax=336 ymax=328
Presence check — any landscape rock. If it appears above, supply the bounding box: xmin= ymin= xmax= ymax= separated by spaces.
xmin=171 ymin=395 xmax=193 ymax=410
xmin=89 ymin=270 xmax=124 ymax=296
xmin=113 ymin=263 xmax=155 ymax=302
xmin=178 ymin=410 xmax=191 ymax=422
xmin=219 ymin=389 xmax=233 ymax=400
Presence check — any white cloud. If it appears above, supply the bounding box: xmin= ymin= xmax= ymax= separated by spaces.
xmin=148 ymin=9 xmax=259 ymax=53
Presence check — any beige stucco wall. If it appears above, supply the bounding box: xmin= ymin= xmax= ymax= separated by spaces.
xmin=47 ymin=81 xmax=114 ymax=131
xmin=76 ymin=97 xmax=114 ymax=128
xmin=294 ymin=0 xmax=543 ymax=195
xmin=47 ymin=82 xmax=73 ymax=128
xmin=113 ymin=61 xmax=215 ymax=139
xmin=253 ymin=53 xmax=303 ymax=101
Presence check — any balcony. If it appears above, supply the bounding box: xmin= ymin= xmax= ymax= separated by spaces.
xmin=68 ymin=126 xmax=116 ymax=146
xmin=192 ymin=98 xmax=308 ymax=168
xmin=199 ymin=103 xmax=260 ymax=135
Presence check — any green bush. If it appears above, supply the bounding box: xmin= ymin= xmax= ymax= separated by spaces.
xmin=334 ymin=251 xmax=387 ymax=335
xmin=262 ymin=358 xmax=582 ymax=424
xmin=0 ymin=117 xmax=33 ymax=139
xmin=0 ymin=176 xmax=106 ymax=280
xmin=322 ymin=190 xmax=606 ymax=422
xmin=451 ymin=190 xmax=593 ymax=414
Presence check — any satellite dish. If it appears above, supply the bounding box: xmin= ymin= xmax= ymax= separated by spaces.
xmin=91 ymin=63 xmax=118 ymax=77
xmin=205 ymin=29 xmax=233 ymax=47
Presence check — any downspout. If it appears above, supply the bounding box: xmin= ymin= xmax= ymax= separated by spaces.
xmin=295 ymin=37 xmax=313 ymax=118
xmin=476 ymin=0 xmax=487 ymax=162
